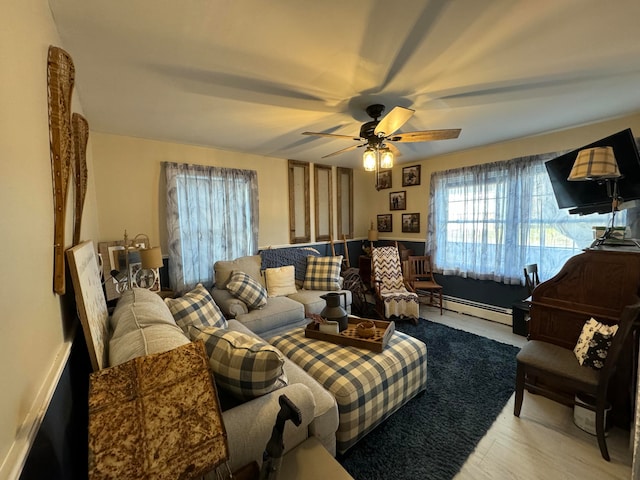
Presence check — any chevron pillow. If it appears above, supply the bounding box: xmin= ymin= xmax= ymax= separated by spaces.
xmin=303 ymin=255 xmax=342 ymax=291
xmin=226 ymin=270 xmax=267 ymax=309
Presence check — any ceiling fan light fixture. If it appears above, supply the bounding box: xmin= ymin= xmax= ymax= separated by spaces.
xmin=380 ymin=147 xmax=394 ymax=169
xmin=363 ymin=148 xmax=376 ymax=171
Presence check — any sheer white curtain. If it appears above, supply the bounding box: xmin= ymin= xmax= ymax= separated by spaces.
xmin=165 ymin=162 xmax=258 ymax=293
xmin=426 ymin=154 xmax=620 ymax=284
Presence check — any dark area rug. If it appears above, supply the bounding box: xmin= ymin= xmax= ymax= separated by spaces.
xmin=338 ymin=319 xmax=521 ymax=480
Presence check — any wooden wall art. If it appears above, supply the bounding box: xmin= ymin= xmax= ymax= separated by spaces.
xmin=47 ymin=45 xmax=75 ymax=295
xmin=67 ymin=240 xmax=109 ymax=371
xmin=72 ymin=113 xmax=89 ymax=246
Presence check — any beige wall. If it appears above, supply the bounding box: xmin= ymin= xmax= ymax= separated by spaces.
xmin=0 ymin=1 xmax=100 ymax=476
xmin=362 ymin=112 xmax=640 ymax=243
xmin=91 ymin=112 xmax=640 ymax=261
xmin=91 ymin=132 xmax=371 ymax=251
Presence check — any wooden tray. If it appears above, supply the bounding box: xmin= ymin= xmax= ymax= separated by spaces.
xmin=305 ymin=317 xmax=395 ymax=352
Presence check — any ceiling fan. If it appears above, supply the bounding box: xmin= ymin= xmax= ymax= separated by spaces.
xmin=302 ymin=103 xmax=461 ymax=160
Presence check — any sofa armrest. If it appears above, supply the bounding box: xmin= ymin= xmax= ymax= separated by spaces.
xmin=211 ymin=287 xmax=248 ymax=318
xmin=222 ymin=383 xmax=316 ymax=472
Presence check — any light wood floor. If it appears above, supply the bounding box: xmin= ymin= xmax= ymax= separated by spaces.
xmin=419 ymin=305 xmax=633 ymax=480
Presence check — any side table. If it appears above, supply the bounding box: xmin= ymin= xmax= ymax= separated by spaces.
xmin=512 ymin=299 xmax=531 ymax=337
xmin=279 ymin=437 xmax=354 ymax=480
xmin=233 ymin=437 xmax=353 ymax=480
xmin=358 ymin=255 xmax=372 ymax=288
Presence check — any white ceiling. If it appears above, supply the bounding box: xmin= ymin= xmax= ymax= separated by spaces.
xmin=49 ymin=0 xmax=640 ymax=169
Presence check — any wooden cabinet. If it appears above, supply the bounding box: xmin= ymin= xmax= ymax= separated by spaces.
xmin=529 ymin=247 xmax=640 ymax=426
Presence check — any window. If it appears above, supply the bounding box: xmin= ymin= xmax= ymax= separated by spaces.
xmin=427 ymin=154 xmax=621 ymax=284
xmin=165 ymin=162 xmax=258 ymax=292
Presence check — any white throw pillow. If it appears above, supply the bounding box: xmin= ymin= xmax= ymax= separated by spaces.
xmin=573 ymin=317 xmax=618 ymax=365
xmin=264 ymin=265 xmax=297 ymax=297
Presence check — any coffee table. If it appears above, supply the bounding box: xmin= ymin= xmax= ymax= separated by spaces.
xmin=269 ymin=321 xmax=427 ymax=453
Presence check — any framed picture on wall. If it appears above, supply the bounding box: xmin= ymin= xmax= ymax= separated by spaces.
xmin=402 ymin=213 xmax=420 ymax=233
xmin=377 ymin=214 xmax=392 ymax=232
xmin=377 ymin=170 xmax=392 ymax=189
xmin=389 ymin=191 xmax=406 ymax=210
xmin=402 ymin=165 xmax=421 ymax=186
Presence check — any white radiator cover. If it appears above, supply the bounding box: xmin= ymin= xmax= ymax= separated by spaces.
xmin=442 ymin=295 xmax=512 ymax=326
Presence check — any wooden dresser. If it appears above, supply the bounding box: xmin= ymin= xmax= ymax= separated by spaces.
xmin=529 ymin=247 xmax=640 ymax=426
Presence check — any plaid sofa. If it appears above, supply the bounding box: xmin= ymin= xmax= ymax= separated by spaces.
xmin=269 ymin=326 xmax=427 ymax=453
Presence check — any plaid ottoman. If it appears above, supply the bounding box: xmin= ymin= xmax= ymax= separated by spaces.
xmin=269 ymin=326 xmax=427 ymax=453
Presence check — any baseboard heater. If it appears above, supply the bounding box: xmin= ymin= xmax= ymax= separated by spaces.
xmin=442 ymin=295 xmax=512 ymax=326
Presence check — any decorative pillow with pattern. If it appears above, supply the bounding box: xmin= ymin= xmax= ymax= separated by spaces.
xmin=303 ymin=255 xmax=343 ymax=291
xmin=164 ymin=283 xmax=227 ymax=334
xmin=189 ymin=325 xmax=287 ymax=400
xmin=582 ymin=331 xmax=615 ymax=370
xmin=226 ymin=270 xmax=267 ymax=309
xmin=573 ymin=317 xmax=618 ymax=365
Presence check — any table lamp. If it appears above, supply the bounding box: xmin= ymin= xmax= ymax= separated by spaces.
xmin=121 ymin=230 xmax=163 ymax=289
xmin=368 ymin=221 xmax=379 ymax=242
xmin=568 ymin=146 xmax=622 ymax=246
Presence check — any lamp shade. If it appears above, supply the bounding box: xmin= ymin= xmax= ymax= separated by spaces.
xmin=363 ymin=148 xmax=376 ymax=171
xmin=140 ymin=246 xmax=163 ymax=269
xmin=568 ymin=146 xmax=621 ymax=181
xmin=368 ymin=229 xmax=379 ymax=241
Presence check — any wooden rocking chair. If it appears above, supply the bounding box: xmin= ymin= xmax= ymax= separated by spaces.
xmin=370 ymin=243 xmax=419 ymax=324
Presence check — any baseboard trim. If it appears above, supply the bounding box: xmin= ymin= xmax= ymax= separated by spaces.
xmin=0 ymin=339 xmax=73 ymax=480
xmin=443 ymin=297 xmax=512 ymax=326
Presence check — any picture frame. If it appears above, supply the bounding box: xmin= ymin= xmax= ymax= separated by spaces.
xmin=402 ymin=165 xmax=421 ymax=187
xmin=377 ymin=214 xmax=392 ymax=232
xmin=389 ymin=191 xmax=406 ymax=211
xmin=377 ymin=170 xmax=392 ymax=190
xmin=402 ymin=213 xmax=420 ymax=233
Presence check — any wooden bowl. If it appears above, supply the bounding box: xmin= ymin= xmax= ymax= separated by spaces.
xmin=356 ymin=320 xmax=376 ymax=338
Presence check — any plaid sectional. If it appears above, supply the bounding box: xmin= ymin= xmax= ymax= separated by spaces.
xmin=269 ymin=327 xmax=427 ymax=453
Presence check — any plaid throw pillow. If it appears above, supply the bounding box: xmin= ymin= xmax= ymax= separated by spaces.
xmin=190 ymin=325 xmax=287 ymax=400
xmin=303 ymin=255 xmax=342 ymax=291
xmin=226 ymin=270 xmax=267 ymax=309
xmin=165 ymin=284 xmax=227 ymax=334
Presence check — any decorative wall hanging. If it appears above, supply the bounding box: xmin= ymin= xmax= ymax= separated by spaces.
xmin=376 ymin=170 xmax=392 ymax=190
xmin=402 ymin=213 xmax=421 ymax=233
xmin=377 ymin=214 xmax=392 ymax=232
xmin=47 ymin=45 xmax=75 ymax=295
xmin=402 ymin=165 xmax=421 ymax=186
xmin=389 ymin=191 xmax=406 ymax=211
xmin=72 ymin=113 xmax=89 ymax=246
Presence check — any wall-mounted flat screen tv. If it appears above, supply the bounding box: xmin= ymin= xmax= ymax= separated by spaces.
xmin=545 ymin=128 xmax=640 ymax=215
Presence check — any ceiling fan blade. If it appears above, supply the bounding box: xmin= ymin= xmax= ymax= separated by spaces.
xmin=321 ymin=143 xmax=365 ymax=158
xmin=302 ymin=131 xmax=361 ymax=141
xmin=374 ymin=106 xmax=414 ymax=136
xmin=390 ymin=129 xmax=461 ymax=143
